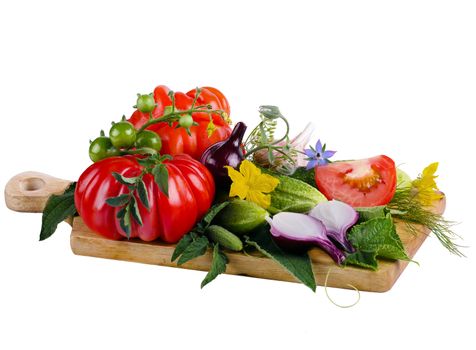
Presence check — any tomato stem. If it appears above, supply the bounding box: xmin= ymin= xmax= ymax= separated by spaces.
xmin=121 ymin=147 xmax=158 ymax=156
xmin=138 ymin=108 xmax=227 ymax=133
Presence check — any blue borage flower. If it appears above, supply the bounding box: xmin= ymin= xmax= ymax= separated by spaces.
xmin=304 ymin=139 xmax=336 ymax=170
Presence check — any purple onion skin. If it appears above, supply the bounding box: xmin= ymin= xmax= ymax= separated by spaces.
xmin=267 ymin=214 xmax=346 ymax=264
xmin=309 ymin=200 xmax=359 ymax=253
xmin=200 ymin=122 xmax=247 ymax=182
xmin=270 ymin=228 xmax=346 ymax=264
xmin=327 ymin=231 xmax=355 ymax=253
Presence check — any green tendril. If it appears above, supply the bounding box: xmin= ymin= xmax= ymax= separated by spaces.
xmin=324 ymin=268 xmax=361 ymax=308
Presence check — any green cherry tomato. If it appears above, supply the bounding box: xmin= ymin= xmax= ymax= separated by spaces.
xmin=179 ymin=114 xmax=194 ymax=128
xmin=109 ymin=121 xmax=137 ymax=149
xmin=89 ymin=136 xmax=120 ymax=162
xmin=135 ymin=130 xmax=162 ymax=152
xmin=136 ymin=94 xmax=156 ymax=113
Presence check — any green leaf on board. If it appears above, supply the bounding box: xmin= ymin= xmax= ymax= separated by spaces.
xmin=245 ymin=225 xmax=316 ymax=292
xmin=177 ymin=236 xmax=209 ymax=266
xmin=40 ymin=182 xmax=77 ymax=241
xmin=355 ymin=206 xmax=387 ymax=223
xmin=201 ymin=244 xmax=228 ymax=288
xmin=344 ymin=214 xmax=410 ymax=269
xmin=171 ymin=233 xmax=194 ymax=262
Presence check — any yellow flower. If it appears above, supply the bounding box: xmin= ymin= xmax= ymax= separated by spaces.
xmin=225 ymin=160 xmax=280 ymax=209
xmin=412 ymin=162 xmax=444 ymax=206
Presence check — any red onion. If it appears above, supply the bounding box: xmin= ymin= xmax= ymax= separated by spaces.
xmin=266 ymin=213 xmax=346 ymax=264
xmin=200 ymin=122 xmax=247 ymax=183
xmin=309 ymin=200 xmax=358 ymax=252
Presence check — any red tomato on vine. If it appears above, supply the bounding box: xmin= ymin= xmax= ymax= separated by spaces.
xmin=129 ymin=85 xmax=232 ymax=160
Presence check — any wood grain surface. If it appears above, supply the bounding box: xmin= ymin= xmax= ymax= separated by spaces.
xmin=5 ymin=171 xmax=445 ymax=292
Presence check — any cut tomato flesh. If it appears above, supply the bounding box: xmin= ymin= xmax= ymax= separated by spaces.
xmin=314 ymin=155 xmax=397 ymax=207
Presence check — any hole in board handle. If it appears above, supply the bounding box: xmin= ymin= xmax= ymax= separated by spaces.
xmin=20 ymin=177 xmax=46 ymax=192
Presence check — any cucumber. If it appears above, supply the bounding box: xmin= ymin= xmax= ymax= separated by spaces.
xmin=206 ymin=225 xmax=243 ymax=251
xmin=289 ymin=166 xmax=316 ymax=187
xmin=266 ymin=171 xmax=327 ymax=214
xmin=216 ymin=199 xmax=268 ymax=235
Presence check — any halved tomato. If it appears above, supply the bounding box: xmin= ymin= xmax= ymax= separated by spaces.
xmin=314 ymin=155 xmax=397 ymax=207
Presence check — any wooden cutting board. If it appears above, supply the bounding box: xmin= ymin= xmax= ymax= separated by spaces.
xmin=5 ymin=171 xmax=445 ymax=292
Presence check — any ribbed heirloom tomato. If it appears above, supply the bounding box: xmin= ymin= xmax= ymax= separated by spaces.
xmin=129 ymin=85 xmax=232 ymax=160
xmin=74 ymin=154 xmax=215 ymax=243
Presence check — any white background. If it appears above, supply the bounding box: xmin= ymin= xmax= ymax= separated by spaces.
xmin=1 ymin=1 xmax=475 ymax=349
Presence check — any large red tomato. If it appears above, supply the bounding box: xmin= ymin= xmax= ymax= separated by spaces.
xmin=129 ymin=85 xmax=232 ymax=160
xmin=314 ymin=155 xmax=397 ymax=207
xmin=75 ymin=154 xmax=215 ymax=243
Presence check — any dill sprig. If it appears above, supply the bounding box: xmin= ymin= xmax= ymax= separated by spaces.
xmin=388 ymin=187 xmax=465 ymax=257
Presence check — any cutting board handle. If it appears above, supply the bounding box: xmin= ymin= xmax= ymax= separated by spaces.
xmin=4 ymin=172 xmax=72 ymax=213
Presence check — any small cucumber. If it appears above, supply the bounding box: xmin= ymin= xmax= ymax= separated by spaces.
xmin=206 ymin=225 xmax=243 ymax=251
xmin=216 ymin=199 xmax=268 ymax=235
xmin=289 ymin=166 xmax=316 ymax=187
xmin=267 ymin=171 xmax=327 ymax=214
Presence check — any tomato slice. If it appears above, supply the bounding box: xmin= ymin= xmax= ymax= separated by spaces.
xmin=314 ymin=155 xmax=397 ymax=207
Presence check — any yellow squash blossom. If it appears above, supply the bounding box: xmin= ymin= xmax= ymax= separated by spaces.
xmin=412 ymin=162 xmax=444 ymax=206
xmin=225 ymin=160 xmax=280 ymax=209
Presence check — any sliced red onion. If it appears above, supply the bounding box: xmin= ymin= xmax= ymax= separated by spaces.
xmin=308 ymin=200 xmax=358 ymax=252
xmin=266 ymin=213 xmax=345 ymax=264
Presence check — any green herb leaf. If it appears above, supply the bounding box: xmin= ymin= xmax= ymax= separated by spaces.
xmin=171 ymin=233 xmax=194 ymax=262
xmin=201 ymin=244 xmax=228 ymax=288
xmin=202 ymin=202 xmax=230 ymax=228
xmin=177 ymin=236 xmax=209 ymax=265
xmin=345 ymin=214 xmax=410 ymax=269
xmin=389 ymin=187 xmax=464 ymax=256
xmin=137 ymin=157 xmax=154 ymax=168
xmin=152 ymin=164 xmax=169 ymax=197
xmin=105 ymin=193 xmax=130 ymax=207
xmin=118 ymin=205 xmax=131 ymax=239
xmin=112 ymin=172 xmax=138 ymax=185
xmin=40 ymin=182 xmax=77 ymax=241
xmin=136 ymin=180 xmax=150 ymax=210
xmin=245 ymin=225 xmax=316 ymax=292
xmin=129 ymin=196 xmax=143 ymax=226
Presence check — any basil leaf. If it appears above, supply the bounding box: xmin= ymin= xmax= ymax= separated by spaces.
xmin=153 ymin=164 xmax=169 ymax=197
xmin=201 ymin=244 xmax=228 ymax=288
xmin=105 ymin=193 xmax=130 ymax=207
xmin=177 ymin=236 xmax=209 ymax=266
xmin=171 ymin=233 xmax=194 ymax=262
xmin=39 ymin=182 xmax=77 ymax=241
xmin=245 ymin=225 xmax=316 ymax=292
